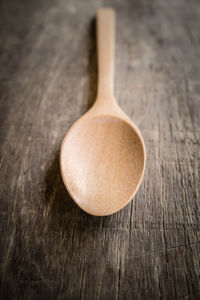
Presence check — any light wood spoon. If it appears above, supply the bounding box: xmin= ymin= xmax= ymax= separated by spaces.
xmin=60 ymin=8 xmax=146 ymax=216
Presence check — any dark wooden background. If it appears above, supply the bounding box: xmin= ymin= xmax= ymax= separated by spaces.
xmin=0 ymin=0 xmax=200 ymax=299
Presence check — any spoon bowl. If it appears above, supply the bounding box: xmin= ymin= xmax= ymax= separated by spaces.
xmin=60 ymin=114 xmax=145 ymax=216
xmin=60 ymin=8 xmax=146 ymax=216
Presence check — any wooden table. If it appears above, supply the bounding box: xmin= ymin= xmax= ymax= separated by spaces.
xmin=0 ymin=0 xmax=200 ymax=299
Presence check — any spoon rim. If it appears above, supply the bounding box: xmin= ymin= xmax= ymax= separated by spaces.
xmin=60 ymin=114 xmax=146 ymax=216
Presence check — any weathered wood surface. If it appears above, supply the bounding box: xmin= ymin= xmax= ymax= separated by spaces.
xmin=0 ymin=0 xmax=200 ymax=299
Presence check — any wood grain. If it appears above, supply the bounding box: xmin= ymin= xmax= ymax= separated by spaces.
xmin=0 ymin=0 xmax=200 ymax=299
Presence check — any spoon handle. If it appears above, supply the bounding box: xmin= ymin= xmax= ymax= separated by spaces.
xmin=97 ymin=8 xmax=115 ymax=100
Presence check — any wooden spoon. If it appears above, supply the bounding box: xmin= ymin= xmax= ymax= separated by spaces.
xmin=60 ymin=8 xmax=146 ymax=216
